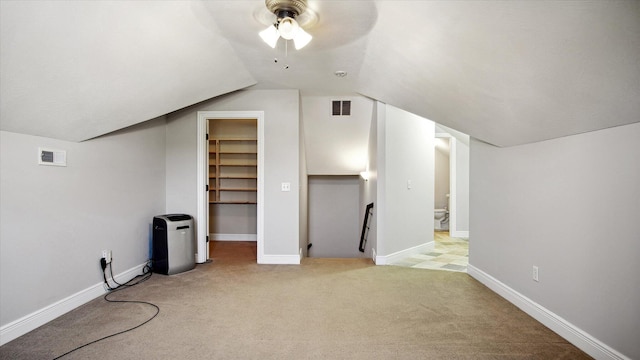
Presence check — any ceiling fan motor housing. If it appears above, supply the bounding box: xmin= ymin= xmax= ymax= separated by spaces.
xmin=265 ymin=0 xmax=307 ymax=18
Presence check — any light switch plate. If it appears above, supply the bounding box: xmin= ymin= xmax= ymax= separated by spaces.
xmin=281 ymin=182 xmax=291 ymax=192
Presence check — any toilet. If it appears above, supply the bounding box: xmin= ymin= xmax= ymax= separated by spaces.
xmin=434 ymin=209 xmax=449 ymax=230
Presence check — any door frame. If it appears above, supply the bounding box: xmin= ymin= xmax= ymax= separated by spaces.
xmin=435 ymin=133 xmax=457 ymax=235
xmin=196 ymin=111 xmax=265 ymax=263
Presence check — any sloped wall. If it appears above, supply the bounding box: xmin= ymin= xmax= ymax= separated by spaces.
xmin=360 ymin=102 xmax=379 ymax=258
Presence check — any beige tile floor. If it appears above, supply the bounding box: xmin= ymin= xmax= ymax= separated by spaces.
xmin=392 ymin=231 xmax=469 ymax=272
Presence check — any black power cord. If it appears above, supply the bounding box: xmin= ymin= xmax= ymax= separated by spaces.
xmin=52 ymin=258 xmax=158 ymax=360
xmin=103 ymin=259 xmax=152 ymax=290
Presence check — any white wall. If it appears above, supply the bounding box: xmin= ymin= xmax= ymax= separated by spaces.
xmin=301 ymin=95 xmax=373 ymax=175
xmin=299 ymin=100 xmax=309 ymax=257
xmin=165 ymin=111 xmax=197 ymax=217
xmin=361 ymin=102 xmax=379 ymax=258
xmin=209 ymin=205 xmax=256 ymax=235
xmin=469 ymin=122 xmax=640 ymax=359
xmin=308 ymin=176 xmax=362 ymax=258
xmin=165 ymin=90 xmax=300 ymax=258
xmin=0 ymin=119 xmax=166 ymax=340
xmin=454 ymin=139 xmax=469 ymax=233
xmin=377 ymin=104 xmax=435 ymax=257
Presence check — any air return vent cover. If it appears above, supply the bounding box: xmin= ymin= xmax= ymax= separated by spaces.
xmin=38 ymin=147 xmax=66 ymax=166
xmin=332 ymin=100 xmax=351 ymax=116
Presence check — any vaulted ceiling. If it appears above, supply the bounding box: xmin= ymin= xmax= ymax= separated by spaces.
xmin=1 ymin=1 xmax=638 ymax=146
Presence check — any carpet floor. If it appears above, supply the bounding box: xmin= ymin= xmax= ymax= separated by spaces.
xmin=0 ymin=242 xmax=591 ymax=359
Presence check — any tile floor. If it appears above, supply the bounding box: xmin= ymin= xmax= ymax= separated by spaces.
xmin=391 ymin=231 xmax=469 ymax=272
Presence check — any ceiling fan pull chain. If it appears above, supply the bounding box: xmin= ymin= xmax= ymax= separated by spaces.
xmin=283 ymin=40 xmax=290 ymax=69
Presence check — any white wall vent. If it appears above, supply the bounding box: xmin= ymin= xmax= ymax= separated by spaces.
xmin=38 ymin=147 xmax=67 ymax=166
xmin=332 ymin=100 xmax=351 ymax=116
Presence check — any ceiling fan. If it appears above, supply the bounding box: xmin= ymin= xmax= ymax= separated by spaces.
xmin=258 ymin=0 xmax=314 ymax=50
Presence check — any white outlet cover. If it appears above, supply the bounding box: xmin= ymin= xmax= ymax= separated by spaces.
xmin=281 ymin=182 xmax=291 ymax=192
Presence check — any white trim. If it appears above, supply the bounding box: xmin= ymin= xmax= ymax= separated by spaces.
xmin=259 ymin=254 xmax=301 ymax=265
xmin=197 ymin=111 xmax=265 ymax=264
xmin=196 ymin=114 xmax=208 ymax=263
xmin=435 ymin=133 xmax=459 ymax=236
xmin=0 ymin=262 xmax=147 ymax=346
xmin=450 ymin=230 xmax=469 ymax=238
xmin=375 ymin=103 xmax=386 ymax=266
xmin=256 ymin=113 xmax=265 ymax=264
xmin=467 ymin=264 xmax=630 ymax=360
xmin=449 ymin=136 xmax=457 ymax=235
xmin=210 ymin=233 xmax=257 ymax=241
xmin=375 ymin=241 xmax=434 ymax=265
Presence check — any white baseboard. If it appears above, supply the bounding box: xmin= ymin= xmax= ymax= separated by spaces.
xmin=258 ymin=254 xmax=300 ymax=265
xmin=467 ymin=264 xmax=630 ymax=360
xmin=450 ymin=230 xmax=469 ymax=238
xmin=210 ymin=233 xmax=257 ymax=241
xmin=375 ymin=241 xmax=434 ymax=265
xmin=0 ymin=262 xmax=147 ymax=346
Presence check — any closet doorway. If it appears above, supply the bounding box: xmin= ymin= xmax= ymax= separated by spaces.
xmin=196 ymin=111 xmax=265 ymax=264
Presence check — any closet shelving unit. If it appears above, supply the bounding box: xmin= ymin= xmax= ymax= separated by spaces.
xmin=208 ymin=138 xmax=257 ymax=204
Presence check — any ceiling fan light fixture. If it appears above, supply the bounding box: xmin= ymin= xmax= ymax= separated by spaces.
xmin=259 ymin=25 xmax=279 ymax=48
xmin=259 ymin=0 xmax=312 ymax=50
xmin=277 ymin=17 xmax=299 ymax=40
xmin=293 ymin=27 xmax=312 ymax=49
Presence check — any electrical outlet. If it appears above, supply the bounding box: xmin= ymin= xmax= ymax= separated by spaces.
xmin=532 ymin=265 xmax=539 ymax=282
xmin=102 ymin=250 xmax=112 ymax=263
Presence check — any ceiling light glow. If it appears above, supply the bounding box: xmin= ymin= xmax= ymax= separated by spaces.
xmin=278 ymin=17 xmax=299 ymax=40
xmin=259 ymin=25 xmax=279 ymax=48
xmin=293 ymin=27 xmax=312 ymax=49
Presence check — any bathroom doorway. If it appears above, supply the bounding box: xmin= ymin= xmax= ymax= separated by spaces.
xmin=435 ymin=125 xmax=470 ymax=239
xmin=395 ymin=129 xmax=469 ymax=272
xmin=434 ymin=136 xmax=450 ymax=232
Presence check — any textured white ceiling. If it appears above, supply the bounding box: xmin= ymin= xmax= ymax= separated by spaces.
xmin=1 ymin=1 xmax=638 ymax=146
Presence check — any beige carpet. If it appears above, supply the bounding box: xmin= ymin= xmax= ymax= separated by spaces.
xmin=0 ymin=242 xmax=590 ymax=359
